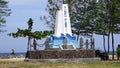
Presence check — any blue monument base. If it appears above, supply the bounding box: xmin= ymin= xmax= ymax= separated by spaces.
xmin=48 ymin=33 xmax=79 ymax=49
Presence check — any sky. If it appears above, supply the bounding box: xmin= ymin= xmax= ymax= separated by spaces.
xmin=0 ymin=0 xmax=120 ymax=53
xmin=0 ymin=0 xmax=49 ymax=53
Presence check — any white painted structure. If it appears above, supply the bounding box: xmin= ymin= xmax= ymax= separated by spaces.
xmin=54 ymin=4 xmax=72 ymax=37
xmin=47 ymin=4 xmax=79 ymax=49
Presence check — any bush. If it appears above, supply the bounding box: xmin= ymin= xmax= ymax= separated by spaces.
xmin=117 ymin=47 xmax=120 ymax=60
xmin=95 ymin=50 xmax=101 ymax=57
xmin=100 ymin=52 xmax=109 ymax=60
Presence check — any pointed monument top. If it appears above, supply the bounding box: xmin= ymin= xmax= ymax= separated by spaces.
xmin=63 ymin=0 xmax=67 ymax=4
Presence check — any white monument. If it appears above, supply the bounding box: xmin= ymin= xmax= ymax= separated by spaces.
xmin=46 ymin=4 xmax=79 ymax=49
xmin=54 ymin=4 xmax=72 ymax=37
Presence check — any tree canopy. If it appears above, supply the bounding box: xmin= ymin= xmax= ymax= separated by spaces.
xmin=8 ymin=18 xmax=53 ymax=40
xmin=8 ymin=28 xmax=53 ymax=39
xmin=8 ymin=18 xmax=53 ymax=51
xmin=0 ymin=0 xmax=11 ymax=32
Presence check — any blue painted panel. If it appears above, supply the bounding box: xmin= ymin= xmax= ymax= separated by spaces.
xmin=49 ymin=33 xmax=79 ymax=48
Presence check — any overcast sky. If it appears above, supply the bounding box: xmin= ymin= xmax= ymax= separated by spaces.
xmin=0 ymin=0 xmax=120 ymax=53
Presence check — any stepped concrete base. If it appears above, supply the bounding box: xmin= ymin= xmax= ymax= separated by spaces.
xmin=25 ymin=58 xmax=100 ymax=62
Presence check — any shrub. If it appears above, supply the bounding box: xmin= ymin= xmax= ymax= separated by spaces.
xmin=100 ymin=52 xmax=109 ymax=60
xmin=117 ymin=47 xmax=120 ymax=60
xmin=95 ymin=50 xmax=101 ymax=57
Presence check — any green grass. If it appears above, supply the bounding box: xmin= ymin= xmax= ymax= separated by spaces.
xmin=0 ymin=61 xmax=120 ymax=68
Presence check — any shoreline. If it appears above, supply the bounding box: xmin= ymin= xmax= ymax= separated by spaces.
xmin=0 ymin=57 xmax=25 ymax=62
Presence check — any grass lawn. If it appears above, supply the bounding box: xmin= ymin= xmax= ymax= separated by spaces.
xmin=0 ymin=61 xmax=120 ymax=68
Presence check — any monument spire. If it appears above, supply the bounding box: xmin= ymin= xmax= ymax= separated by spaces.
xmin=63 ymin=0 xmax=64 ymax=4
xmin=54 ymin=2 xmax=72 ymax=36
xmin=63 ymin=0 xmax=66 ymax=4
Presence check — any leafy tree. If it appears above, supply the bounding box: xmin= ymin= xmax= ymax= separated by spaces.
xmin=112 ymin=0 xmax=120 ymax=60
xmin=117 ymin=46 xmax=120 ymax=60
xmin=27 ymin=18 xmax=33 ymax=51
xmin=40 ymin=0 xmax=62 ymax=29
xmin=27 ymin=18 xmax=33 ymax=31
xmin=0 ymin=0 xmax=11 ymax=32
xmin=95 ymin=0 xmax=109 ymax=54
xmin=9 ymin=18 xmax=53 ymax=51
xmin=97 ymin=0 xmax=120 ymax=60
xmin=105 ymin=0 xmax=120 ymax=60
xmin=71 ymin=0 xmax=99 ymax=40
xmin=8 ymin=29 xmax=53 ymax=39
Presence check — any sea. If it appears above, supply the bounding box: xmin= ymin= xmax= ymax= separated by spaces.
xmin=0 ymin=52 xmax=26 ymax=57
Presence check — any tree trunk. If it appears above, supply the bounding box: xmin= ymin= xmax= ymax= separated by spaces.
xmin=33 ymin=38 xmax=37 ymax=50
xmin=107 ymin=31 xmax=110 ymax=55
xmin=29 ymin=37 xmax=32 ymax=51
xmin=27 ymin=37 xmax=30 ymax=51
xmin=103 ymin=34 xmax=106 ymax=53
xmin=111 ymin=32 xmax=114 ymax=60
xmin=27 ymin=37 xmax=32 ymax=51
